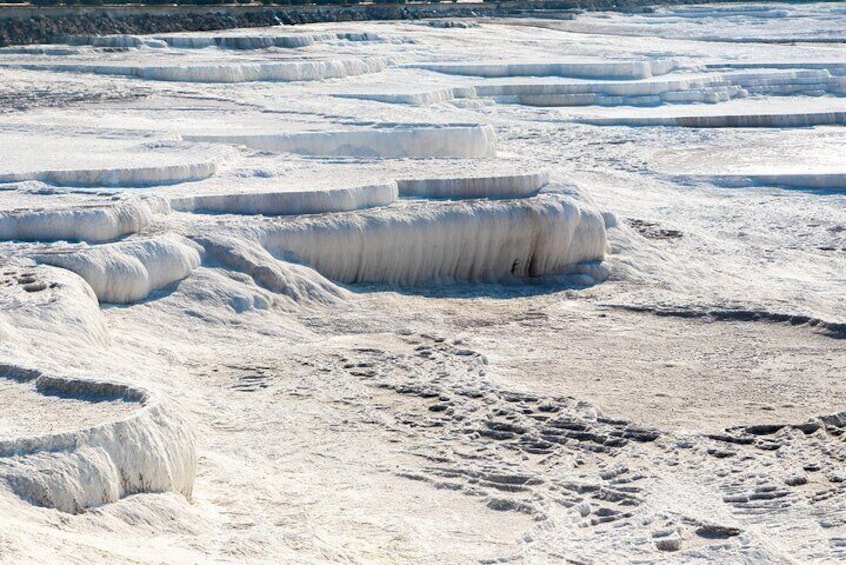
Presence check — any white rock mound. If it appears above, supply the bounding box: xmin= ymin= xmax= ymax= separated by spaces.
xmin=0 ymin=197 xmax=169 ymax=243
xmin=196 ymin=235 xmax=345 ymax=305
xmin=0 ymin=265 xmax=109 ymax=348
xmin=0 ymin=364 xmax=196 ymax=514
xmin=32 ymin=235 xmax=201 ymax=304
xmin=184 ymin=125 xmax=497 ymax=159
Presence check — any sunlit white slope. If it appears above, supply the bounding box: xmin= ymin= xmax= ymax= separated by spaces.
xmin=259 ymin=191 xmax=606 ymax=285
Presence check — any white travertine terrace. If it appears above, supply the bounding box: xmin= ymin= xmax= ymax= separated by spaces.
xmin=0 ymin=141 xmax=236 ymax=188
xmin=0 ymin=197 xmax=169 ymax=243
xmin=408 ymin=59 xmax=678 ymax=80
xmin=183 ymin=124 xmax=498 ymax=158
xmin=259 ymin=192 xmax=606 ymax=285
xmin=154 ymin=31 xmax=382 ymax=49
xmin=577 ymin=111 xmax=846 ymax=128
xmin=0 ymin=364 xmax=196 ymax=515
xmin=339 ymin=69 xmax=844 ymax=107
xmin=707 ymin=173 xmax=846 ymax=190
xmin=7 ymin=57 xmax=391 ymax=83
xmin=170 ymin=182 xmax=398 ymax=216
xmin=396 ymin=171 xmax=549 ymax=199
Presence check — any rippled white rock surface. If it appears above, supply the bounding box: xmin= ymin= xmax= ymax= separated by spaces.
xmin=1 ymin=4 xmax=845 ymax=563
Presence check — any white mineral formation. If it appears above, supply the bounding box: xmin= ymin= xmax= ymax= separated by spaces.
xmin=0 ymin=365 xmax=196 ymax=514
xmin=196 ymin=234 xmax=345 ymax=304
xmin=709 ymin=173 xmax=846 ymax=190
xmin=13 ymin=57 xmax=390 ymax=83
xmin=171 ymin=182 xmax=397 ymax=215
xmin=0 ymin=144 xmax=235 ymax=187
xmin=578 ymin=111 xmax=846 ymax=127
xmin=155 ymin=31 xmax=381 ymax=49
xmin=259 ymin=192 xmax=606 ymax=285
xmin=0 ymin=265 xmax=109 ymax=348
xmin=0 ymin=197 xmax=169 ymax=242
xmin=409 ymin=59 xmax=678 ymax=80
xmin=337 ymin=86 xmax=478 ymax=106
xmin=341 ymin=69 xmax=842 ymax=107
xmin=32 ymin=235 xmax=201 ymax=303
xmin=64 ymin=34 xmax=168 ymax=49
xmin=396 ymin=171 xmax=549 ymax=199
xmin=184 ymin=124 xmax=497 ymax=158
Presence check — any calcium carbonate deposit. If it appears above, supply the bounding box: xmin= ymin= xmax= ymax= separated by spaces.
xmin=1 ymin=3 xmax=845 ymax=563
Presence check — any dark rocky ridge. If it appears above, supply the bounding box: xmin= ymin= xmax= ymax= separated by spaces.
xmin=0 ymin=0 xmax=805 ymax=48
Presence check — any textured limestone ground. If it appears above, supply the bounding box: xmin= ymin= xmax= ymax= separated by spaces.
xmin=0 ymin=4 xmax=845 ymax=563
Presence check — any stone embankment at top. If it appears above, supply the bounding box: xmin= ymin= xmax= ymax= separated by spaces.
xmin=0 ymin=0 xmax=739 ymax=48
